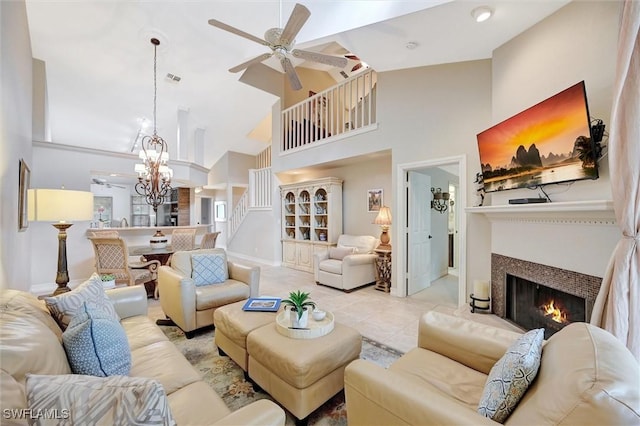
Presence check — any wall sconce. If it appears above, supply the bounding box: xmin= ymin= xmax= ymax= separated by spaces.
xmin=431 ymin=187 xmax=453 ymax=214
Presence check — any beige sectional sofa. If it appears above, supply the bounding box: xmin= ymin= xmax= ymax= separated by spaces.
xmin=0 ymin=286 xmax=285 ymax=425
xmin=345 ymin=311 xmax=640 ymax=425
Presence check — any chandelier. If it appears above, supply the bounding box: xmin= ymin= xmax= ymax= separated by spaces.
xmin=135 ymin=38 xmax=172 ymax=224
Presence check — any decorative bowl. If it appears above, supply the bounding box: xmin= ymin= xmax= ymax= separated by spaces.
xmin=312 ymin=309 xmax=326 ymax=321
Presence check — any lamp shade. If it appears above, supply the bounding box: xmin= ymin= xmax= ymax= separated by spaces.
xmin=373 ymin=206 xmax=392 ymax=226
xmin=28 ymin=189 xmax=94 ymax=223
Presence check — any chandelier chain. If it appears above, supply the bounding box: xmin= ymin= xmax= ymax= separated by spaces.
xmin=134 ymin=37 xmax=172 ymax=227
xmin=153 ymin=40 xmax=157 ymax=135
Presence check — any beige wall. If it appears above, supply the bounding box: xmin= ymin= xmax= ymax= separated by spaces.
xmin=490 ymin=0 xmax=619 ymax=206
xmin=486 ymin=0 xmax=621 ymax=277
xmin=209 ymin=151 xmax=255 ymax=186
xmin=1 ymin=0 xmax=33 ymax=291
xmin=282 ymin=67 xmax=338 ymax=109
xmin=383 ymin=60 xmax=493 ymax=293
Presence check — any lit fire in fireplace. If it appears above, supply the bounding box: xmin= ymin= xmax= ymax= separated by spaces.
xmin=540 ymin=300 xmax=568 ymax=323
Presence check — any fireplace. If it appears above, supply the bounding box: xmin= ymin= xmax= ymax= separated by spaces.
xmin=506 ymin=274 xmax=588 ymax=339
xmin=491 ymin=254 xmax=601 ymax=335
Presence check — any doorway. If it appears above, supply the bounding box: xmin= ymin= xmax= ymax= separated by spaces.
xmin=395 ymin=155 xmax=466 ymax=307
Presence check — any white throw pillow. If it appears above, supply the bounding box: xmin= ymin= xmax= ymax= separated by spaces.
xmin=477 ymin=328 xmax=544 ymax=423
xmin=26 ymin=374 xmax=176 ymax=426
xmin=328 ymin=247 xmax=355 ymax=260
xmin=44 ymin=273 xmax=119 ymax=330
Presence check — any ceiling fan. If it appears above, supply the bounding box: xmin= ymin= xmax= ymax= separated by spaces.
xmin=92 ymin=178 xmax=126 ymax=189
xmin=208 ymin=3 xmax=348 ymax=90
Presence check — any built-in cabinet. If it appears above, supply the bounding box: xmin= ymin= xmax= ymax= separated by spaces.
xmin=131 ymin=196 xmax=151 ymax=227
xmin=280 ymin=177 xmax=343 ymax=272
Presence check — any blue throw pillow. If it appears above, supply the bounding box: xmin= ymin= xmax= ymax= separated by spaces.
xmin=477 ymin=328 xmax=544 ymax=423
xmin=62 ymin=302 xmax=131 ymax=376
xmin=191 ymin=253 xmax=228 ymax=286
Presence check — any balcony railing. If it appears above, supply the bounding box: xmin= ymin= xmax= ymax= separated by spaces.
xmin=281 ymin=69 xmax=377 ymax=154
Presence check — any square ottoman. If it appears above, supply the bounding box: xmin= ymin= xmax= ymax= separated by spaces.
xmin=213 ymin=300 xmax=280 ymax=371
xmin=247 ymin=322 xmax=362 ymax=421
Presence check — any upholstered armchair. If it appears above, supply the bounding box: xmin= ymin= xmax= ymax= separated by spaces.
xmin=89 ymin=237 xmax=160 ymax=298
xmin=157 ymin=248 xmax=259 ymax=338
xmin=345 ymin=311 xmax=640 ymax=425
xmin=314 ymin=234 xmax=379 ymax=292
xmin=171 ymin=228 xmax=196 ymax=251
xmin=200 ymin=231 xmax=221 ymax=249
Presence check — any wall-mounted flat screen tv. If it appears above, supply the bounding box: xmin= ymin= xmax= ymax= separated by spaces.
xmin=477 ymin=81 xmax=598 ymax=193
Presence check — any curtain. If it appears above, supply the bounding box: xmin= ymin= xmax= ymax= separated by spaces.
xmin=590 ymin=1 xmax=640 ymax=361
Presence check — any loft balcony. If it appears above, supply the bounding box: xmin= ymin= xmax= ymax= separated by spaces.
xmin=280 ymin=69 xmax=377 ymax=155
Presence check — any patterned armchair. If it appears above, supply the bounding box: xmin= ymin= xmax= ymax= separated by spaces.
xmin=171 ymin=228 xmax=196 ymax=251
xmin=200 ymin=232 xmax=220 ymax=249
xmin=89 ymin=237 xmax=160 ymax=298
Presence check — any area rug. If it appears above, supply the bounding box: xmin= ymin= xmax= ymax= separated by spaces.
xmin=161 ymin=325 xmax=403 ymax=425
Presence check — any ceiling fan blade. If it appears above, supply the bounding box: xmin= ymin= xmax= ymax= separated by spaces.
xmin=208 ymin=19 xmax=269 ymax=47
xmin=291 ymin=49 xmax=348 ymax=68
xmin=279 ymin=3 xmax=311 ymax=46
xmin=229 ymin=53 xmax=273 ymax=73
xmin=280 ymin=56 xmax=302 ymax=91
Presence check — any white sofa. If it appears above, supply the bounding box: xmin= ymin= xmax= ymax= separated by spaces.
xmin=314 ymin=234 xmax=379 ymax=292
xmin=0 ymin=286 xmax=285 ymax=425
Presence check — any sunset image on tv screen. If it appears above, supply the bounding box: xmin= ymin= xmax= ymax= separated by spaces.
xmin=477 ymin=81 xmax=597 ymax=193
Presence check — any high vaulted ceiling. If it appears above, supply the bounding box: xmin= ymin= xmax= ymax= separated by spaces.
xmin=25 ymin=0 xmax=569 ymax=170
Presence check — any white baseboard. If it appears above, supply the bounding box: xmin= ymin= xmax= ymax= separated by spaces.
xmin=225 ymin=251 xmax=281 ymax=267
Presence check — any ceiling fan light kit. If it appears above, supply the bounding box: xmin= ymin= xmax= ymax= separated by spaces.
xmin=208 ymin=3 xmax=348 ymax=90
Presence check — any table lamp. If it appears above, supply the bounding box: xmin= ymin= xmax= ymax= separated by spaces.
xmin=373 ymin=206 xmax=392 ymax=250
xmin=28 ymin=188 xmax=94 ymax=295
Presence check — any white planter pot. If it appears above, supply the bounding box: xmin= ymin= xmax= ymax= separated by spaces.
xmin=290 ymin=308 xmax=309 ymax=328
xmin=101 ymin=279 xmax=116 ymax=289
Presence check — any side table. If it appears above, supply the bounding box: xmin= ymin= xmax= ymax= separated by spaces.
xmin=374 ymin=249 xmax=392 ymax=292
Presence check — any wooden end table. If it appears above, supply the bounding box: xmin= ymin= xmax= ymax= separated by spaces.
xmin=374 ymin=249 xmax=392 ymax=292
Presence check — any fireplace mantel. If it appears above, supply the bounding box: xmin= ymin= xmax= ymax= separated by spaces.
xmin=466 ymin=200 xmax=615 ymax=225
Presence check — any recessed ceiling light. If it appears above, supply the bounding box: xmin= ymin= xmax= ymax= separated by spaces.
xmin=405 ymin=41 xmax=418 ymax=50
xmin=471 ymin=6 xmax=493 ymax=23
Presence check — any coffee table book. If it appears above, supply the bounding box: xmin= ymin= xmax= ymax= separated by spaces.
xmin=242 ymin=297 xmax=282 ymax=312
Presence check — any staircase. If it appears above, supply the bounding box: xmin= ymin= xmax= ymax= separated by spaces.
xmin=227 ymin=145 xmax=272 ymax=243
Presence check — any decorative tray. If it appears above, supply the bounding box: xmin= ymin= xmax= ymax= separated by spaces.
xmin=275 ymin=310 xmax=334 ymax=339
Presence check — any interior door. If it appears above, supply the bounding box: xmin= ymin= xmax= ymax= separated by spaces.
xmin=407 ymin=171 xmax=432 ymax=295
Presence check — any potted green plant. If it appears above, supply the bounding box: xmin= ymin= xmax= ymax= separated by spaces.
xmin=282 ymin=290 xmax=316 ymax=328
xmin=100 ymin=273 xmax=116 ymax=289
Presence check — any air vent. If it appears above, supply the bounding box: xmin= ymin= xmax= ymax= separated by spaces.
xmin=166 ymin=73 xmax=181 ymax=82
xmin=340 ymin=71 xmax=349 ymax=79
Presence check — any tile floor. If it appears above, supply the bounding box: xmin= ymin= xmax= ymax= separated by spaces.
xmin=149 ymin=262 xmax=521 ymax=354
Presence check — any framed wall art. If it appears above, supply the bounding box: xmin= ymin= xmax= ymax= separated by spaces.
xmin=367 ymin=188 xmax=383 ymax=212
xmin=18 ymin=159 xmax=30 ymax=231
xmin=93 ymin=196 xmax=113 ymax=225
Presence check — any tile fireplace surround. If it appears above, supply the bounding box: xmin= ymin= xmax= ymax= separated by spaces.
xmin=490 ymin=253 xmax=602 ymax=321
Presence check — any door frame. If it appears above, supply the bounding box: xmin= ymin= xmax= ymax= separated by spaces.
xmin=394 ymin=154 xmax=467 ymax=308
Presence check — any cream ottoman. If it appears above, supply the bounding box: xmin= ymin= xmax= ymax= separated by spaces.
xmin=213 ymin=300 xmax=279 ymax=372
xmin=247 ymin=322 xmax=362 ymax=422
